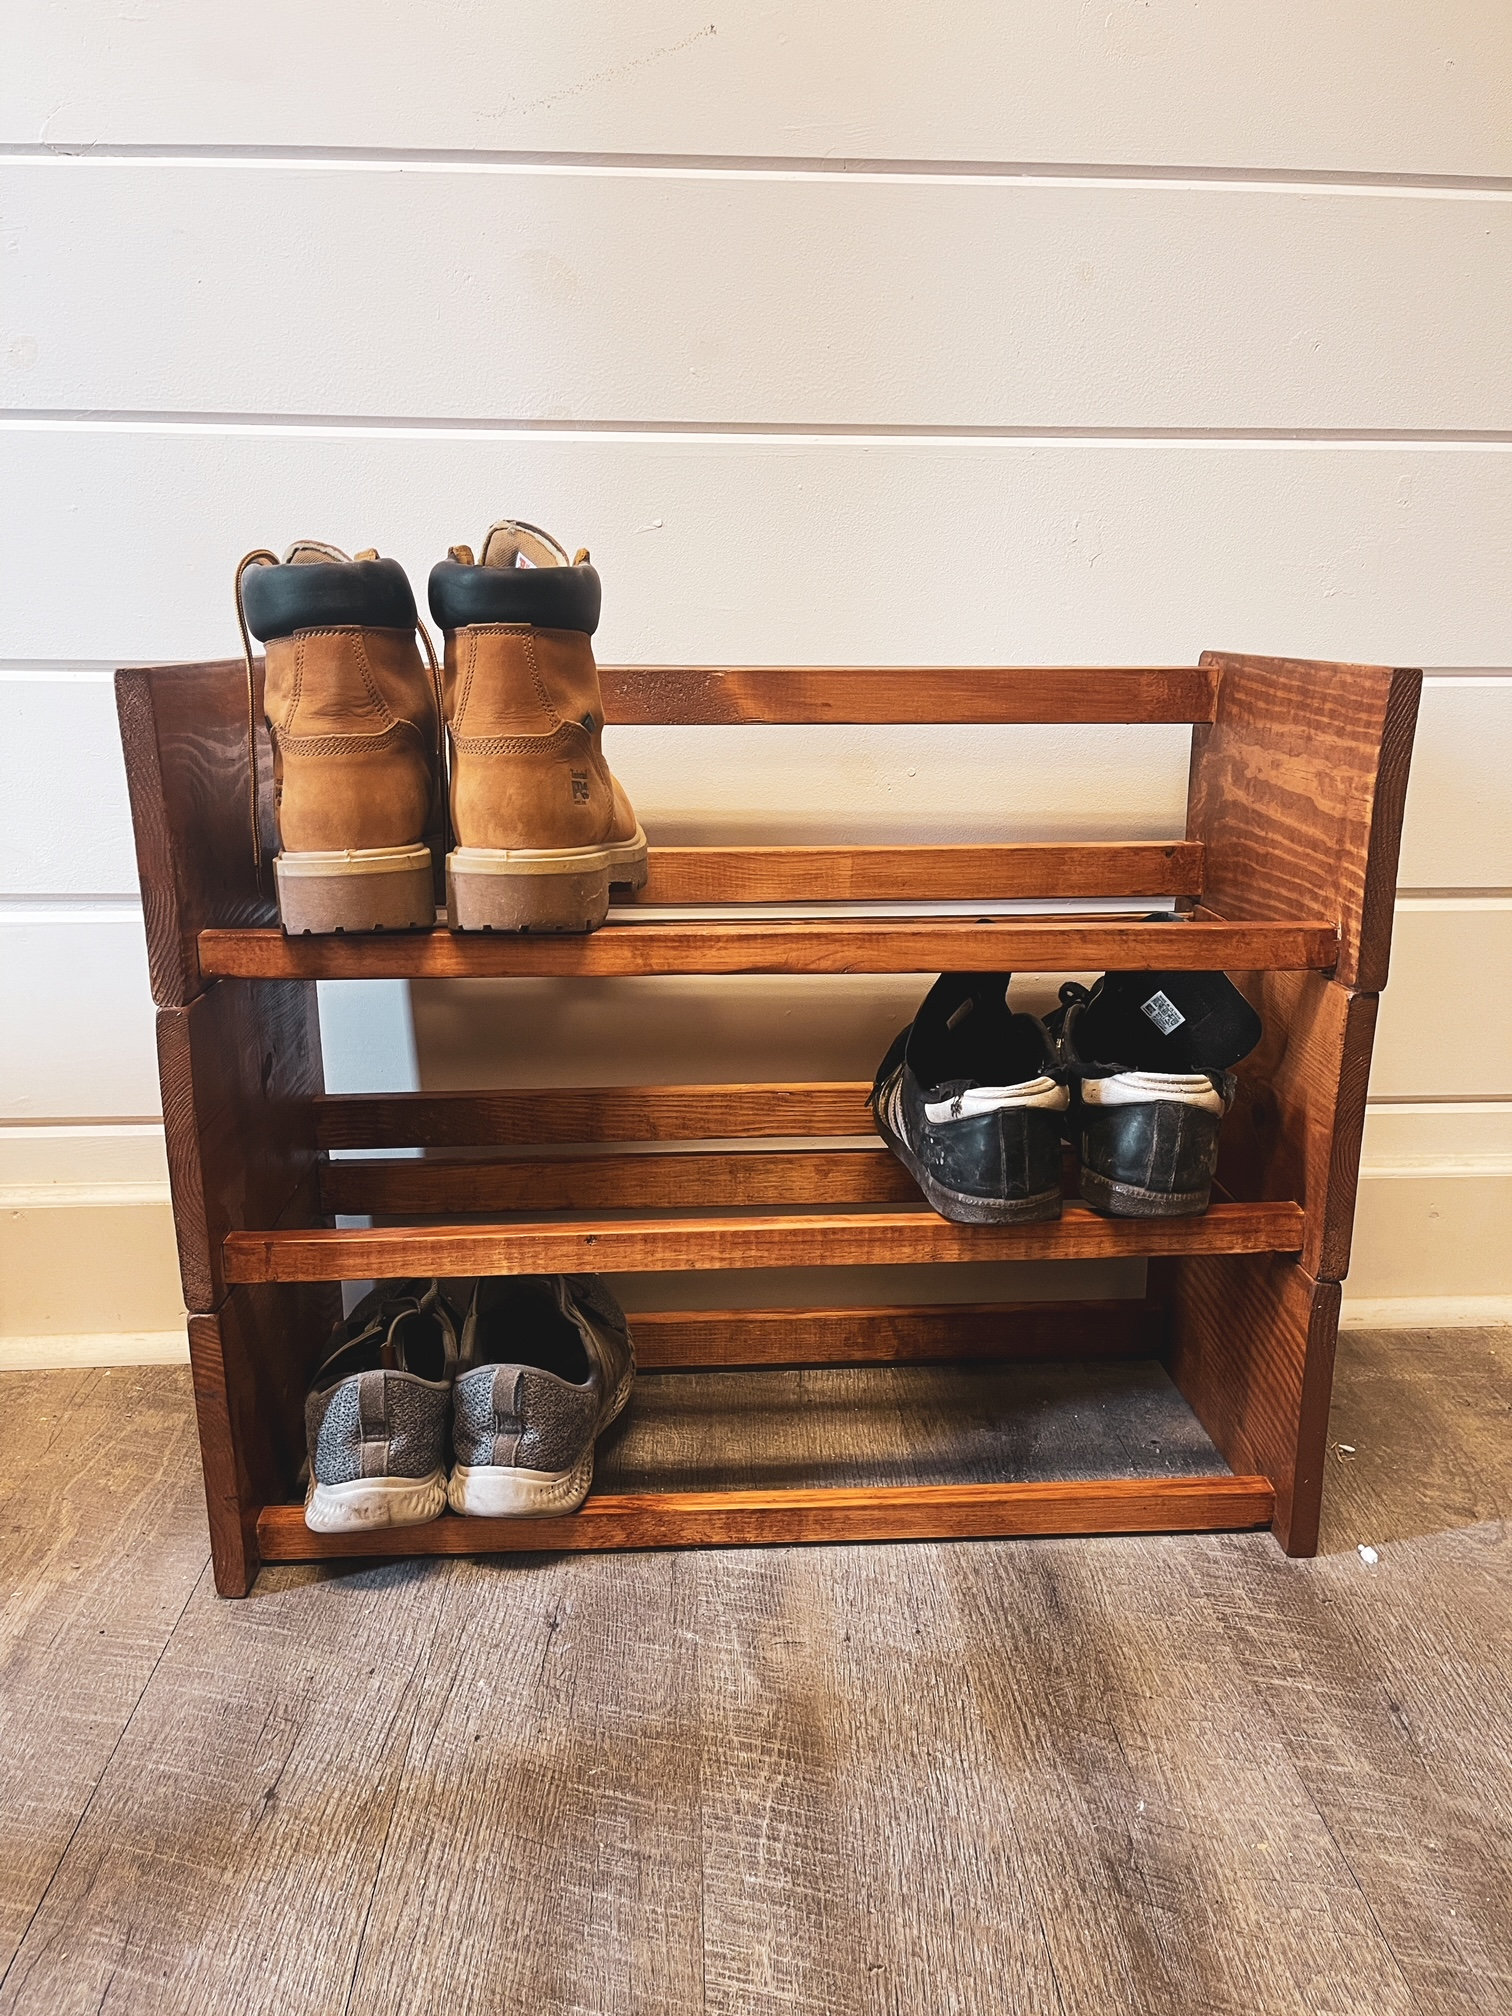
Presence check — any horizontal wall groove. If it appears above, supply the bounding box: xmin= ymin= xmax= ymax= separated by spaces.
xmin=7 ymin=415 xmax=1512 ymax=450
xmin=5 ymin=143 xmax=1512 ymax=200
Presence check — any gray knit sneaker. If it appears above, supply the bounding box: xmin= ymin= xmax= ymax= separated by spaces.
xmin=303 ymin=1280 xmax=459 ymax=1533
xmin=449 ymin=1275 xmax=634 ymax=1517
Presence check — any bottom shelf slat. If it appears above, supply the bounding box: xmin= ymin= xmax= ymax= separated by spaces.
xmin=630 ymin=1299 xmax=1161 ymax=1368
xmin=257 ymin=1474 xmax=1274 ymax=1560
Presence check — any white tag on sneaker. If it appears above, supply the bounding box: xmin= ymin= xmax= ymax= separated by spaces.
xmin=1140 ymin=989 xmax=1186 ymax=1035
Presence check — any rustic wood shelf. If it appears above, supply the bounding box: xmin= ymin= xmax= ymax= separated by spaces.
xmin=225 ymin=1199 xmax=1306 ymax=1285
xmin=118 ymin=650 xmax=1420 ymax=1593
xmin=198 ymin=911 xmax=1339 ymax=981
xmin=257 ymin=1474 xmax=1276 ymax=1560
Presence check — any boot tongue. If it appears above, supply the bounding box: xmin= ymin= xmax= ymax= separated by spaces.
xmin=479 ymin=520 xmax=571 ymax=570
xmin=1078 ymin=971 xmax=1262 ymax=1072
xmin=281 ymin=540 xmax=352 ymax=566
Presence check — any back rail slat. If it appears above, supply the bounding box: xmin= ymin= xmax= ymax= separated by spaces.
xmin=599 ymin=665 xmax=1215 ymax=725
xmin=632 ymin=841 xmax=1202 ymax=904
xmin=316 ymin=1082 xmax=875 ymax=1151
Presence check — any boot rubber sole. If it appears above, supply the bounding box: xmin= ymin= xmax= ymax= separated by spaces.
xmin=276 ymin=845 xmax=436 ymax=935
xmin=446 ymin=827 xmax=649 ymax=933
xmin=1080 ymin=1167 xmax=1214 ymax=1217
xmin=304 ymin=1468 xmax=448 ymax=1533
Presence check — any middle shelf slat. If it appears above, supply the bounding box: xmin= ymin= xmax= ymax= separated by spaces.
xmin=322 ymin=1145 xmax=924 ymax=1215
xmin=225 ymin=1198 xmax=1306 ymax=1283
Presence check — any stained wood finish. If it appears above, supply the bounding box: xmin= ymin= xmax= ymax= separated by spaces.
xmin=224 ymin=1197 xmax=1306 ymax=1284
xmin=1217 ymin=970 xmax=1379 ymax=1281
xmin=199 ymin=914 xmax=1339 ymax=981
xmin=116 ymin=660 xmax=276 ymax=1006
xmin=629 ymin=1299 xmax=1163 ymax=1369
xmin=598 ymin=663 xmax=1217 ymax=725
xmin=1189 ymin=652 xmax=1421 ymax=991
xmin=1162 ymin=1252 xmax=1340 ymax=1557
xmin=257 ymin=1475 xmax=1273 ymax=1560
xmin=632 ymin=840 xmax=1204 ymax=903
xmin=157 ymin=978 xmax=326 ymax=1310
xmin=113 ymin=650 xmax=1415 ymax=1585
xmin=316 ymin=1080 xmax=875 ymax=1150
xmin=187 ymin=1281 xmax=342 ymax=1595
xmin=321 ymin=1144 xmax=923 ymax=1215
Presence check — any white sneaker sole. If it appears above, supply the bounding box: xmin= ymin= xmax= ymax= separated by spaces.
xmin=304 ymin=1468 xmax=448 ymax=1533
xmin=448 ymin=1367 xmax=634 ymax=1519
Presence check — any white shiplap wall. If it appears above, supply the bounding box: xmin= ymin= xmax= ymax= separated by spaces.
xmin=4 ymin=2 xmax=1510 ymax=1360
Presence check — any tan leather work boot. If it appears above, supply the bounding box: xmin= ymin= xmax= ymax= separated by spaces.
xmin=427 ymin=522 xmax=647 ymax=932
xmin=238 ymin=542 xmax=441 ymax=934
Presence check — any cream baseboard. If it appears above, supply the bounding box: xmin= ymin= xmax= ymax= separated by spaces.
xmin=1 ymin=1136 xmax=1508 ymax=1370
xmin=1340 ymin=1296 xmax=1512 ymax=1331
xmin=0 ymin=1330 xmax=189 ymax=1371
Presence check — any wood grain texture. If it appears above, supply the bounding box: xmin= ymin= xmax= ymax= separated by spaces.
xmin=116 ymin=661 xmax=276 ymax=1007
xmin=632 ymin=839 xmax=1204 ymax=902
xmin=0 ymin=1501 xmax=463 ymax=2016
xmin=317 ymin=1081 xmax=875 ymax=1149
xmin=597 ymin=663 xmax=1215 ymax=724
xmin=592 ymin=1299 xmax=1163 ymax=1370
xmin=320 ymin=1144 xmax=925 ymax=1215
xmin=199 ymin=914 xmax=1339 ymax=981
xmin=1188 ymin=652 xmax=1421 ymax=991
xmin=225 ymin=1198 xmax=1307 ymax=1284
xmin=4 ymin=1336 xmax=1509 ymax=2012
xmin=944 ymin=1525 xmax=1420 ymax=2012
xmin=1218 ymin=971 xmax=1379 ymax=1282
xmin=1162 ymin=1252 xmax=1341 ymax=1556
xmin=157 ymin=978 xmax=326 ymax=1311
xmin=0 ymin=1366 xmax=208 ymax=1976
xmin=187 ymin=1283 xmax=342 ymax=1596
xmin=1202 ymin=1327 xmax=1512 ymax=2015
xmin=257 ymin=1477 xmax=1273 ymax=1560
xmin=339 ymin=1545 xmax=704 ymax=2015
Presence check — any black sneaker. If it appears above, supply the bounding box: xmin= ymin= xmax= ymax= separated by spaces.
xmin=870 ymin=973 xmax=1068 ymax=1225
xmin=1047 ymin=971 xmax=1262 ymax=1218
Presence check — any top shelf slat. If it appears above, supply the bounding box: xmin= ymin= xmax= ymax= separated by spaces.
xmin=199 ymin=914 xmax=1337 ymax=981
xmin=597 ymin=665 xmax=1216 ymax=725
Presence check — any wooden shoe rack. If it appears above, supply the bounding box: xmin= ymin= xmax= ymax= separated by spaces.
xmin=118 ymin=651 xmax=1419 ymax=1595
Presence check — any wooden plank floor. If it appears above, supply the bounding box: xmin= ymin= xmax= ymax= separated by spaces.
xmin=0 ymin=1328 xmax=1507 ymax=2014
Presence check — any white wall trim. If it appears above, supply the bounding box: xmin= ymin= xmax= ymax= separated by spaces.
xmin=0 ymin=1331 xmax=188 ymax=1370
xmin=1341 ymin=1296 xmax=1512 ymax=1331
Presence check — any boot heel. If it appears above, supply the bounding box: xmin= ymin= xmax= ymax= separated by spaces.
xmin=275 ymin=846 xmax=436 ymax=934
xmin=446 ymin=835 xmax=648 ymax=933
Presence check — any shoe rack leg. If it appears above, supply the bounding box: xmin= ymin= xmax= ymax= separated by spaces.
xmin=189 ymin=1283 xmax=340 ymax=1596
xmin=157 ymin=974 xmax=338 ymax=1594
xmin=1159 ymin=1253 xmax=1340 ymax=1556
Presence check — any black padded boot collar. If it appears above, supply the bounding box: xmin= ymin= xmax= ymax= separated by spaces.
xmin=240 ymin=553 xmax=418 ymax=642
xmin=427 ymin=556 xmax=602 ymax=635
